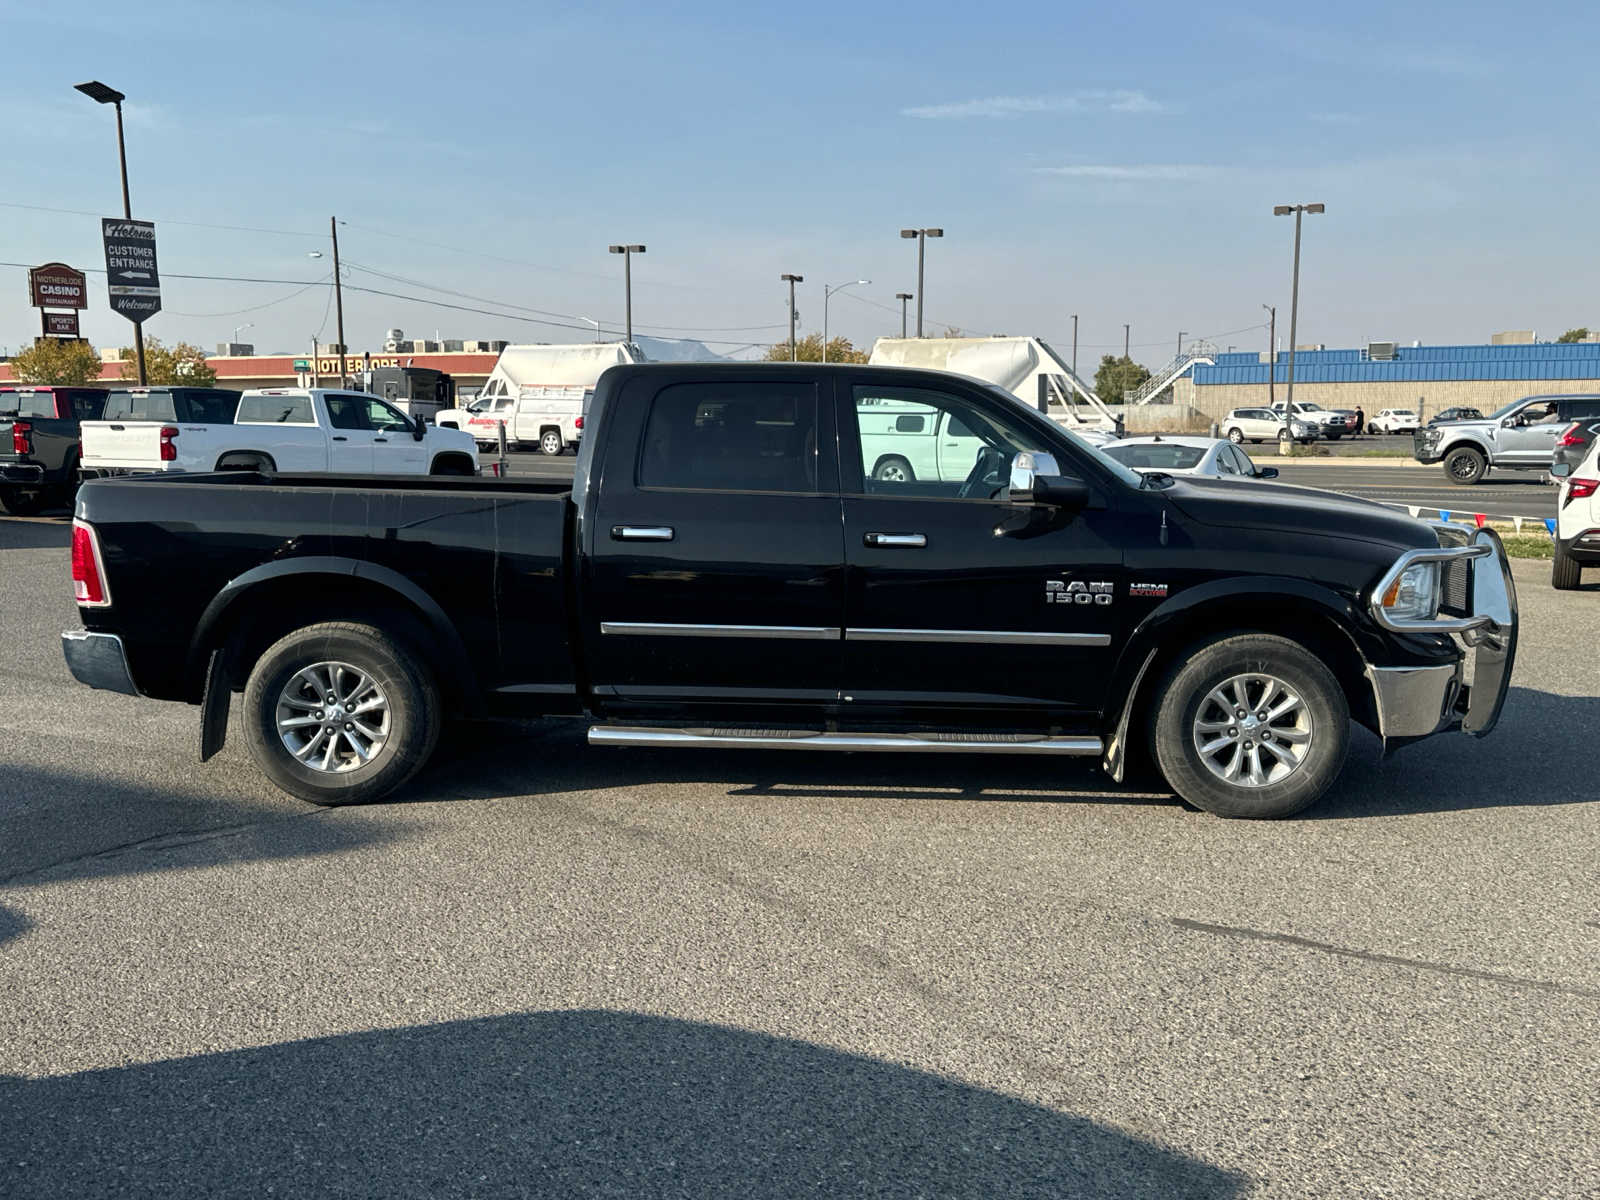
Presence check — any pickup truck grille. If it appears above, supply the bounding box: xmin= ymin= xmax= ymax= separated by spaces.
xmin=1441 ymin=557 xmax=1472 ymax=616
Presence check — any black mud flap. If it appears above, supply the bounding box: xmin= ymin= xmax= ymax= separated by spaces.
xmin=198 ymin=648 xmax=231 ymax=762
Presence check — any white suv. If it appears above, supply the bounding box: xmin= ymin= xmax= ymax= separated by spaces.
xmin=1370 ymin=409 xmax=1420 ymax=434
xmin=1553 ymin=436 xmax=1600 ymax=589
xmin=1222 ymin=408 xmax=1318 ymax=445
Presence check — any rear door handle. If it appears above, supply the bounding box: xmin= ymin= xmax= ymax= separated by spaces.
xmin=865 ymin=532 xmax=927 ymax=548
xmin=612 ymin=525 xmax=675 ymax=542
xmin=373 ymin=437 xmax=389 ymax=443
xmin=332 ymin=436 xmax=348 ymax=441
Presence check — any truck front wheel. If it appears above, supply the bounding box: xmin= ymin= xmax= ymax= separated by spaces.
xmin=1444 ymin=446 xmax=1486 ymax=485
xmin=539 ymin=429 xmax=564 ymax=456
xmin=1149 ymin=633 xmax=1349 ymax=819
xmin=242 ymin=621 xmax=441 ymax=806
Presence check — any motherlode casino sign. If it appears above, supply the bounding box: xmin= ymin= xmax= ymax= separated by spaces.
xmin=28 ymin=263 xmax=88 ymax=310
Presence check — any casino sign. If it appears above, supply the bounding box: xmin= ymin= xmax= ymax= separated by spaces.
xmin=29 ymin=262 xmax=88 ymax=310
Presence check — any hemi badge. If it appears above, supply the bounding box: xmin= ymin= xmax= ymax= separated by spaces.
xmin=1129 ymin=582 xmax=1168 ymax=598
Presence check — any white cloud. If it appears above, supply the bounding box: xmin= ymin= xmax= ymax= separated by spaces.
xmin=902 ymin=89 xmax=1168 ymax=119
xmin=1031 ymin=164 xmax=1216 ymax=181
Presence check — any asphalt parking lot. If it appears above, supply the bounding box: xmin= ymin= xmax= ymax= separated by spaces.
xmin=2 ymin=509 xmax=1597 ymax=1198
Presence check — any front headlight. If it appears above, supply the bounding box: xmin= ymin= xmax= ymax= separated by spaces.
xmin=1378 ymin=561 xmax=1440 ymax=622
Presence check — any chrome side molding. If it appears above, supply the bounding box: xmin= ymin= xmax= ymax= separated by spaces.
xmin=846 ymin=628 xmax=1112 ymax=647
xmin=599 ymin=622 xmax=842 ymax=640
xmin=588 ymin=726 xmax=1103 ymax=755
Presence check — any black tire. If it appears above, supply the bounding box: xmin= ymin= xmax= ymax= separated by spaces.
xmin=0 ymin=487 xmax=46 ymax=516
xmin=1226 ymin=428 xmax=1244 ymax=444
xmin=539 ymin=429 xmax=564 ymax=456
xmin=872 ymin=455 xmax=915 ymax=483
xmin=430 ymin=458 xmax=475 ymax=476
xmin=1367 ymin=423 xmax=1378 ymax=434
xmin=1149 ymin=633 xmax=1349 ymax=819
xmin=1552 ymin=542 xmax=1583 ymax=590
xmin=242 ymin=621 xmax=441 ymax=806
xmin=1444 ymin=446 xmax=1486 ymax=485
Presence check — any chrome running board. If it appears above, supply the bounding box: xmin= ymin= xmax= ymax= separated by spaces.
xmin=587 ymin=726 xmax=1103 ymax=756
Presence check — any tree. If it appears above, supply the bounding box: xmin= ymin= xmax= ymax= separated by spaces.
xmin=8 ymin=339 xmax=105 ymax=385
xmin=1094 ymin=354 xmax=1152 ymax=402
xmin=1557 ymin=327 xmax=1590 ymax=343
xmin=762 ymin=332 xmax=869 ymax=363
xmin=118 ymin=336 xmax=217 ymax=386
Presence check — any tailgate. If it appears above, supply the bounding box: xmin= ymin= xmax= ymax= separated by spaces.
xmin=82 ymin=420 xmax=166 ymax=467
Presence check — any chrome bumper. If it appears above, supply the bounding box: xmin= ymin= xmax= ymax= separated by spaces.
xmin=1366 ymin=528 xmax=1518 ymax=741
xmin=61 ymin=630 xmax=140 ymax=696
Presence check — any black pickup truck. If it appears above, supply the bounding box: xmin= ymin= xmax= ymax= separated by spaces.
xmin=0 ymin=386 xmax=108 ymax=514
xmin=62 ymin=363 xmax=1518 ymax=819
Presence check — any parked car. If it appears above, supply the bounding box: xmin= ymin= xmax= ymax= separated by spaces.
xmin=1100 ymin=436 xmax=1279 ymax=481
xmin=81 ymin=388 xmax=479 ymax=477
xmin=1369 ymin=409 xmax=1420 ymax=435
xmin=1429 ymin=407 xmax=1483 ymax=425
xmin=1221 ymin=408 xmax=1319 ymax=445
xmin=1271 ymin=401 xmax=1349 ymax=439
xmin=0 ymin=386 xmax=107 ymax=515
xmin=1413 ymin=393 xmax=1600 ymax=485
xmin=1552 ymin=417 xmax=1600 ymax=478
xmin=63 ymin=362 xmax=1517 ymax=821
xmin=1551 ymin=435 xmax=1600 ymax=590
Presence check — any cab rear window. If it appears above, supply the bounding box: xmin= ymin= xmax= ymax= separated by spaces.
xmin=0 ymin=391 xmax=60 ymax=418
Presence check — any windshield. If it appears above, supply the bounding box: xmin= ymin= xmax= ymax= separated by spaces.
xmin=1103 ymin=443 xmax=1207 ymax=471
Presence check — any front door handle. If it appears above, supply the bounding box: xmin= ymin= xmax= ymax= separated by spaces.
xmin=612 ymin=525 xmax=675 ymax=542
xmin=332 ymin=436 xmax=348 ymax=441
xmin=865 ymin=532 xmax=927 ymax=548
xmin=373 ymin=437 xmax=389 ymax=443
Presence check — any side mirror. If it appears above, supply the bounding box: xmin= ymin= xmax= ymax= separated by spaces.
xmin=1007 ymin=451 xmax=1089 ymax=509
xmin=1256 ymin=466 xmax=1280 ymax=479
xmin=411 ymin=417 xmax=426 ymax=441
xmin=1552 ymin=462 xmax=1572 ymax=478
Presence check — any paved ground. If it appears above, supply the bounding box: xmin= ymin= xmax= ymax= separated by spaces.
xmin=1 ymin=511 xmax=1596 ymax=1197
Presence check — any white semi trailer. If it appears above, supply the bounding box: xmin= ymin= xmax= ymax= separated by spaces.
xmin=867 ymin=336 xmax=1121 ymax=442
xmin=436 ymin=342 xmax=643 ymax=454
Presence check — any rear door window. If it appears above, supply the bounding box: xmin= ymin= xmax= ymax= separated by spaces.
xmin=1562 ymin=399 xmax=1600 ymax=419
xmin=102 ymin=390 xmax=178 ymax=421
xmin=237 ymin=394 xmax=315 ymax=424
xmin=639 ymin=381 xmax=819 ymax=493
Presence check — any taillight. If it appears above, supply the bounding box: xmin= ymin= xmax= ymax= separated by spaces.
xmin=1558 ymin=422 xmax=1585 ymax=447
xmin=1571 ymin=478 xmax=1599 ymax=500
xmin=11 ymin=420 xmax=31 ymax=455
xmin=159 ymin=425 xmax=180 ymax=462
xmin=71 ymin=520 xmax=111 ymax=607
xmin=574 ymin=415 xmax=584 ymax=430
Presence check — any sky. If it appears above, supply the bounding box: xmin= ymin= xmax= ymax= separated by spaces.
xmin=2 ymin=0 xmax=1595 ymax=365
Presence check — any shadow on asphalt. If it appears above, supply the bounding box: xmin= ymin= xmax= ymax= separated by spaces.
xmin=0 ymin=514 xmax=72 ymax=549
xmin=0 ymin=1009 xmax=1245 ymax=1199
xmin=409 ymin=686 xmax=1596 ymax=820
xmin=0 ymin=903 xmax=33 ymax=946
xmin=0 ymin=763 xmax=401 ymax=888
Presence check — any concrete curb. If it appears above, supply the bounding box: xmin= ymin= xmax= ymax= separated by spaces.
xmin=1273 ymin=456 xmax=1428 ymax=467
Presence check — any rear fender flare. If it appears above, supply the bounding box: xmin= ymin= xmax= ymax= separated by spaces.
xmin=188 ymin=555 xmax=479 ymax=706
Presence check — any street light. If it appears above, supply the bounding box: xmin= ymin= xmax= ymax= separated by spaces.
xmin=1123 ymin=324 xmax=1130 ymax=359
xmin=75 ymin=80 xmax=145 ymax=385
xmin=608 ymin=244 xmax=646 ymax=347
xmin=895 ymin=292 xmax=913 ymax=339
xmin=898 ymin=228 xmax=943 ymax=336
xmin=823 ymin=279 xmax=869 ymax=363
xmin=1272 ymin=203 xmax=1325 ymax=416
xmin=780 ymin=274 xmax=804 ymax=361
xmin=577 ymin=316 xmax=601 ymax=343
xmin=231 ymin=323 xmax=253 ymax=347
xmin=1070 ymin=314 xmax=1079 ymax=374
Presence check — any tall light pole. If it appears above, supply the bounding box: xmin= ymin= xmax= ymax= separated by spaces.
xmin=896 ymin=292 xmax=913 ymax=338
xmin=823 ymin=279 xmax=869 ymax=363
xmin=780 ymin=273 xmax=803 ymax=361
xmin=1272 ymin=203 xmax=1324 ymax=414
xmin=1262 ymin=303 xmax=1277 ymax=408
xmin=1123 ymin=324 xmax=1130 ymax=359
xmin=899 ymin=228 xmax=942 ymax=336
xmin=75 ymin=80 xmax=145 ymax=385
xmin=578 ymin=316 xmax=601 ymax=343
xmin=1071 ymin=314 xmax=1079 ymax=374
xmin=608 ymin=244 xmax=646 ymax=346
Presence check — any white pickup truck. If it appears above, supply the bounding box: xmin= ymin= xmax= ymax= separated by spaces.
xmin=82 ymin=387 xmax=481 ymax=477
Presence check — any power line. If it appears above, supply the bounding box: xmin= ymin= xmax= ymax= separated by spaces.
xmin=167 ymin=275 xmax=332 ymax=318
xmin=0 ymin=200 xmax=316 ymax=238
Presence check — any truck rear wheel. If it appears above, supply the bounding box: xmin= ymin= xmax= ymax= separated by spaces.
xmin=1552 ymin=542 xmax=1582 ymax=590
xmin=1149 ymin=633 xmax=1349 ymax=819
xmin=0 ymin=487 xmax=46 ymax=516
xmin=1444 ymin=446 xmax=1486 ymax=485
xmin=242 ymin=621 xmax=440 ymax=806
xmin=539 ymin=429 xmax=564 ymax=456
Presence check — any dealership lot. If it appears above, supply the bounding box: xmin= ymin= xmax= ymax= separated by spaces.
xmin=2 ymin=510 xmax=1597 ymax=1197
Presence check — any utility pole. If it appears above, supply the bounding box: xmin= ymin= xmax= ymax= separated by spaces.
xmin=896 ymin=293 xmax=913 ymax=338
xmin=899 ymin=228 xmax=943 ymax=336
xmin=1262 ymin=304 xmax=1277 ymax=408
xmin=1071 ymin=314 xmax=1079 ymax=374
xmin=1273 ymin=203 xmax=1325 ymax=414
xmin=330 ymin=216 xmax=346 ymax=381
xmin=1123 ymin=324 xmax=1130 ymax=359
xmin=780 ymin=274 xmax=803 ymax=361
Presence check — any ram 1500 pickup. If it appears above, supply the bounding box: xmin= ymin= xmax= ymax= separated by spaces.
xmin=62 ymin=363 xmax=1518 ymax=818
